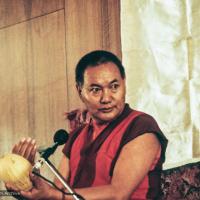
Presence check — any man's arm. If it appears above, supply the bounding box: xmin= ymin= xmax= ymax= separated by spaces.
xmin=59 ymin=132 xmax=160 ymax=200
xmin=20 ymin=133 xmax=160 ymax=200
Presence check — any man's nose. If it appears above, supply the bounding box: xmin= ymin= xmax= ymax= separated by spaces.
xmin=100 ymin=89 xmax=112 ymax=104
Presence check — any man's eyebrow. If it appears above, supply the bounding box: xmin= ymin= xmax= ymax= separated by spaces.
xmin=89 ymin=84 xmax=101 ymax=87
xmin=110 ymin=79 xmax=119 ymax=84
xmin=89 ymin=79 xmax=119 ymax=87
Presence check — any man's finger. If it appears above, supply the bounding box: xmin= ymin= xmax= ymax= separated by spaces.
xmin=23 ymin=139 xmax=36 ymax=160
xmin=5 ymin=183 xmax=20 ymax=192
xmin=12 ymin=138 xmax=26 ymax=154
xmin=29 ymin=172 xmax=41 ymax=186
xmin=20 ymin=190 xmax=34 ymax=199
xmin=29 ymin=145 xmax=37 ymax=164
xmin=18 ymin=138 xmax=32 ymax=157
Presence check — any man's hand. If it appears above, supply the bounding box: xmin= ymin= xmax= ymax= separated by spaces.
xmin=20 ymin=173 xmax=61 ymax=200
xmin=12 ymin=138 xmax=37 ymax=165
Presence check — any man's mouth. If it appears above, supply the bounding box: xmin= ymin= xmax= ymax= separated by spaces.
xmin=99 ymin=107 xmax=114 ymax=113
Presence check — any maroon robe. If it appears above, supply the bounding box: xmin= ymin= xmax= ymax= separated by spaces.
xmin=63 ymin=104 xmax=168 ymax=199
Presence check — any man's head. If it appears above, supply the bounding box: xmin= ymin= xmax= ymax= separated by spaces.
xmin=75 ymin=50 xmax=126 ymax=124
xmin=76 ymin=50 xmax=125 ymax=87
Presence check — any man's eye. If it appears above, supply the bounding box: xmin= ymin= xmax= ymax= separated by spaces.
xmin=111 ymin=84 xmax=119 ymax=90
xmin=90 ymin=87 xmax=101 ymax=94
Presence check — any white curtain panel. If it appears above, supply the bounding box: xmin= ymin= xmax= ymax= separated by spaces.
xmin=120 ymin=0 xmax=200 ymax=167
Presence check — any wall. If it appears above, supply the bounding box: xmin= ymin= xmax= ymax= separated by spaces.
xmin=0 ymin=0 xmax=121 ymax=192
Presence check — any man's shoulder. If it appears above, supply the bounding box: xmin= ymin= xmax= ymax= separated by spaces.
xmin=130 ymin=109 xmax=157 ymax=124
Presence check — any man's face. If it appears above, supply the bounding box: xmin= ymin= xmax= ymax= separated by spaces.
xmin=78 ymin=62 xmax=126 ymax=124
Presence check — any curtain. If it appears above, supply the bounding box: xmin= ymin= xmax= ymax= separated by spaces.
xmin=121 ymin=0 xmax=200 ymax=167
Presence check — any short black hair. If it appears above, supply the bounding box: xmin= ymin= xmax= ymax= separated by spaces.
xmin=75 ymin=50 xmax=125 ymax=86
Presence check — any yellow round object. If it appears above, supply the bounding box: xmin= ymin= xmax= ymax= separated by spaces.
xmin=0 ymin=153 xmax=32 ymax=191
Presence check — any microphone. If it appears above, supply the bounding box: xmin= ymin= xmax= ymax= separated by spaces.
xmin=33 ymin=129 xmax=68 ymax=172
xmin=39 ymin=129 xmax=69 ymax=159
xmin=54 ymin=129 xmax=69 ymax=145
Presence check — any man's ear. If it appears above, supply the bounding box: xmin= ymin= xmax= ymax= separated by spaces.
xmin=76 ymin=84 xmax=83 ymax=100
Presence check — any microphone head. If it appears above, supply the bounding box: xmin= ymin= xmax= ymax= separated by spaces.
xmin=53 ymin=129 xmax=69 ymax=145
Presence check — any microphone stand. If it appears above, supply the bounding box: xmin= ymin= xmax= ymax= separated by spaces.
xmin=34 ymin=148 xmax=82 ymax=200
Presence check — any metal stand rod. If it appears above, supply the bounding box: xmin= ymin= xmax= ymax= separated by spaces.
xmin=39 ymin=158 xmax=81 ymax=200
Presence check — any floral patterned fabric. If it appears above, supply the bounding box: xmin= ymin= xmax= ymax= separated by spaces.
xmin=160 ymin=161 xmax=200 ymax=200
